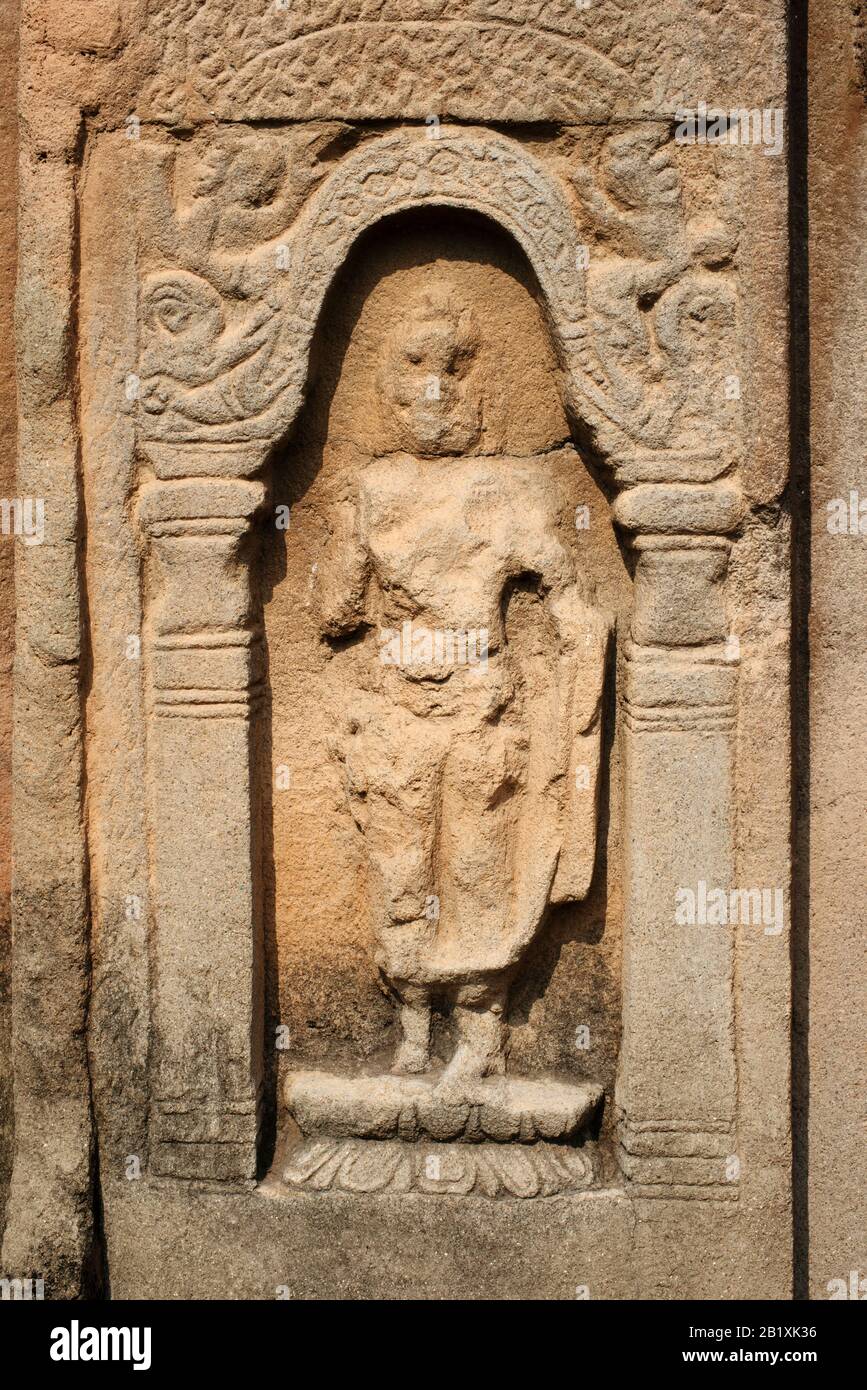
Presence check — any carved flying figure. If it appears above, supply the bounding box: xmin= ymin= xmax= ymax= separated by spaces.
xmin=572 ymin=124 xmax=740 ymax=450
xmin=318 ymin=281 xmax=610 ymax=1091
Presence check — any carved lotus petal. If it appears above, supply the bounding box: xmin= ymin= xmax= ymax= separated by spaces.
xmin=415 ymin=1148 xmax=476 ymax=1196
xmin=339 ymin=1141 xmax=410 ymax=1193
xmin=480 ymin=1146 xmax=541 ymax=1199
xmin=282 ymin=1138 xmax=343 ymax=1190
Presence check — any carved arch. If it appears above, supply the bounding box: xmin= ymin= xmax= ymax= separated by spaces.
xmin=137 ymin=126 xmax=640 ymax=460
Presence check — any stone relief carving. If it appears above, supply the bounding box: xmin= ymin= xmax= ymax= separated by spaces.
xmin=282 ymin=1137 xmax=598 ymax=1198
xmin=137 ymin=126 xmax=597 ymax=447
xmin=280 ymin=280 xmax=609 ymax=1156
xmin=134 ymin=123 xmax=741 ymax=470
xmin=129 ymin=118 xmax=746 ymax=1194
xmin=138 ymin=1 xmax=783 ymax=127
xmin=1 ymin=0 xmax=797 ymax=1301
xmin=141 ymin=1 xmax=642 ymax=122
xmin=572 ymin=123 xmax=741 ymax=460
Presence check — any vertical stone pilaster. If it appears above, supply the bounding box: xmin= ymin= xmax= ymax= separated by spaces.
xmin=613 ymin=480 xmax=742 ymax=1199
xmin=138 ymin=473 xmax=266 ymax=1183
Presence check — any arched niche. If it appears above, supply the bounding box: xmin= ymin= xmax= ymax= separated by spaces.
xmin=132 ymin=123 xmax=740 ymax=1193
xmin=258 ymin=206 xmax=629 ymax=1126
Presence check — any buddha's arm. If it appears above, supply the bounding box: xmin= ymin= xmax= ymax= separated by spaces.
xmin=549 ymin=580 xmax=609 ymax=902
xmin=317 ymin=493 xmax=371 ymax=639
xmin=547 ymin=583 xmax=608 ymax=736
xmin=523 ymin=533 xmax=610 ymax=902
xmin=523 ymin=526 xmax=608 ymax=742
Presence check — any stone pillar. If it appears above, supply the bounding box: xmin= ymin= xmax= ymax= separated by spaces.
xmin=613 ymin=478 xmax=743 ymax=1198
xmin=137 ymin=470 xmax=266 ymax=1183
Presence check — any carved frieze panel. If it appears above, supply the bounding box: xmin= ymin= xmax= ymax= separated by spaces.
xmin=135 ymin=1 xmax=785 ymax=124
xmin=108 ymin=116 xmax=754 ymax=1196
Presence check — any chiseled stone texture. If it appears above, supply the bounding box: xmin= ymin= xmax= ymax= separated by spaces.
xmin=138 ymin=0 xmax=786 ymax=124
xmin=805 ymin=0 xmax=867 ymax=1302
xmin=104 ymin=1180 xmax=638 ymax=1300
xmin=0 ymin=0 xmax=18 ymax=1242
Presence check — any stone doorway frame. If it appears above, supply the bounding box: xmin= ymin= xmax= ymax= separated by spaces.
xmin=132 ymin=126 xmax=744 ymax=1190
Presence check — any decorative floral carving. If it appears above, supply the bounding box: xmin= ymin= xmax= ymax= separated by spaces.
xmin=282 ymin=1136 xmax=599 ymax=1198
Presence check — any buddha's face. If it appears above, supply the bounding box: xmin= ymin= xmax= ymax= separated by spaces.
xmin=381 ymin=287 xmax=482 ymax=456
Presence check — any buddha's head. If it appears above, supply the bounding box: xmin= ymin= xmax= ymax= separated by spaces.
xmin=381 ymin=280 xmax=482 ymax=456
